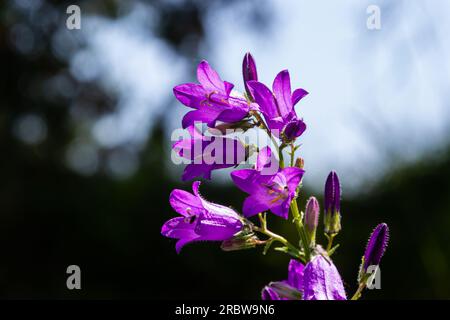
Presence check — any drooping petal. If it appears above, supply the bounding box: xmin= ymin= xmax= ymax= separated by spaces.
xmin=173 ymin=83 xmax=206 ymax=109
xmin=291 ymin=88 xmax=309 ymax=106
xmin=197 ymin=60 xmax=226 ymax=93
xmin=272 ymin=70 xmax=293 ymax=118
xmin=175 ymin=233 xmax=201 ymax=254
xmin=288 ymin=259 xmax=305 ymax=292
xmin=303 ymin=255 xmax=347 ymax=300
xmin=169 ymin=189 xmax=203 ymax=216
xmin=161 ymin=217 xmax=196 ymax=239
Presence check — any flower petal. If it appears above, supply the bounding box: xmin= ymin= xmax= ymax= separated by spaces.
xmin=281 ymin=167 xmax=305 ymax=194
xmin=231 ymin=169 xmax=260 ymax=194
xmin=197 ymin=60 xmax=226 ymax=93
xmin=242 ymin=195 xmax=270 ymax=217
xmin=272 ymin=70 xmax=293 ymax=118
xmin=261 ymin=286 xmax=281 ymax=300
xmin=292 ymin=88 xmax=309 ymax=106
xmin=169 ymin=189 xmax=203 ymax=216
xmin=247 ymin=80 xmax=279 ymax=120
xmin=182 ymin=109 xmax=221 ymax=129
xmin=288 ymin=259 xmax=305 ymax=291
xmin=303 ymin=255 xmax=347 ymax=300
xmin=173 ymin=83 xmax=206 ymax=108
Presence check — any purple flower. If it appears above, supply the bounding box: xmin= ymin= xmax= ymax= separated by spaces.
xmin=302 ymin=256 xmax=347 ymax=300
xmin=231 ymin=146 xmax=304 ymax=219
xmin=247 ymin=70 xmax=308 ymax=140
xmin=242 ymin=52 xmax=258 ymax=100
xmin=262 ymin=256 xmax=347 ymax=300
xmin=161 ymin=181 xmax=243 ymax=253
xmin=363 ymin=223 xmax=389 ymax=271
xmin=174 ymin=60 xmax=250 ymax=128
xmin=262 ymin=259 xmax=304 ymax=300
xmin=324 ymin=171 xmax=341 ymax=235
xmin=173 ymin=125 xmax=246 ymax=181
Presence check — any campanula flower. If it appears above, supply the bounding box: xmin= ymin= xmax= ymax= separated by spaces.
xmin=231 ymin=146 xmax=304 ymax=219
xmin=363 ymin=223 xmax=389 ymax=271
xmin=174 ymin=60 xmax=250 ymax=128
xmin=324 ymin=171 xmax=341 ymax=235
xmin=247 ymin=70 xmax=308 ymax=141
xmin=262 ymin=256 xmax=346 ymax=300
xmin=161 ymin=181 xmax=243 ymax=253
xmin=173 ymin=125 xmax=247 ymax=181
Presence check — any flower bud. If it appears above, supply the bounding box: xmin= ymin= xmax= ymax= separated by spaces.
xmin=242 ymin=52 xmax=258 ymax=100
xmin=363 ymin=223 xmax=389 ymax=271
xmin=305 ymin=196 xmax=319 ymax=244
xmin=323 ymin=171 xmax=341 ymax=235
xmin=295 ymin=157 xmax=304 ymax=169
xmin=221 ymin=233 xmax=261 ymax=251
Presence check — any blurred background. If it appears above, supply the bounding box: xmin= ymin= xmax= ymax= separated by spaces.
xmin=1 ymin=0 xmax=450 ymax=299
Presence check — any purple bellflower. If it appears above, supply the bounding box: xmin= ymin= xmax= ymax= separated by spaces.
xmin=161 ymin=181 xmax=243 ymax=253
xmin=363 ymin=223 xmax=389 ymax=271
xmin=262 ymin=256 xmax=347 ymax=300
xmin=231 ymin=146 xmax=304 ymax=219
xmin=324 ymin=171 xmax=342 ymax=235
xmin=247 ymin=70 xmax=308 ymax=141
xmin=173 ymin=125 xmax=246 ymax=181
xmin=174 ymin=60 xmax=250 ymax=129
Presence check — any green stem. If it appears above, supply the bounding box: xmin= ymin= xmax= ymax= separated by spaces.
xmin=350 ymin=283 xmax=366 ymax=300
xmin=253 ymin=224 xmax=303 ymax=262
xmin=290 ymin=199 xmax=311 ymax=262
xmin=290 ymin=143 xmax=295 ymax=167
xmin=326 ymin=233 xmax=336 ymax=252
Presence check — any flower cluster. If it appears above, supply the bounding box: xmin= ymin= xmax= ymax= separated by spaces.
xmin=162 ymin=53 xmax=389 ymax=300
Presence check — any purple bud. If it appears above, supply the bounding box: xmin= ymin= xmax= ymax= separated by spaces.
xmin=305 ymin=196 xmax=319 ymax=233
xmin=324 ymin=171 xmax=340 ymax=214
xmin=324 ymin=171 xmax=341 ymax=235
xmin=283 ymin=119 xmax=307 ymax=141
xmin=242 ymin=52 xmax=258 ymax=100
xmin=363 ymin=223 xmax=389 ymax=271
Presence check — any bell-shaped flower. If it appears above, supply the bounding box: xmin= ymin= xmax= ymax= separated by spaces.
xmin=174 ymin=60 xmax=250 ymax=128
xmin=173 ymin=125 xmax=247 ymax=181
xmin=262 ymin=256 xmax=347 ymax=300
xmin=247 ymin=70 xmax=308 ymax=141
xmin=161 ymin=181 xmax=243 ymax=253
xmin=231 ymin=146 xmax=304 ymax=219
